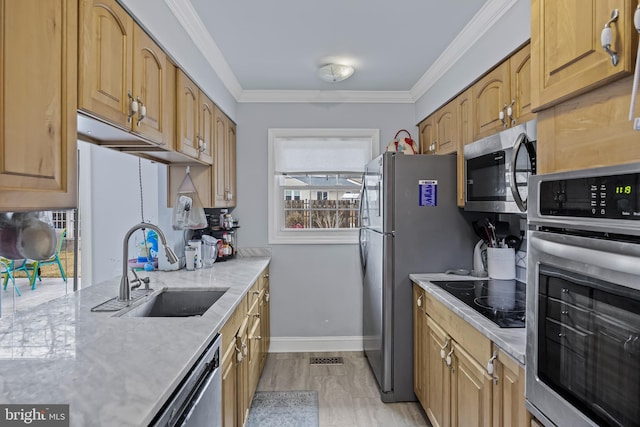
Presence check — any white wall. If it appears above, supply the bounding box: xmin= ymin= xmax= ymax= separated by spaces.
xmin=78 ymin=142 xmax=180 ymax=286
xmin=414 ymin=0 xmax=531 ymax=122
xmin=235 ymin=102 xmax=415 ymax=350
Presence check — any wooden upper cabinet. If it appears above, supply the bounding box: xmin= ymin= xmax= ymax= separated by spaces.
xmin=473 ymin=62 xmax=509 ymax=140
xmin=79 ymin=0 xmax=171 ymax=146
xmin=176 ymin=71 xmax=200 ymax=158
xmin=531 ymin=0 xmax=638 ymax=111
xmin=456 ymin=88 xmax=473 ymax=207
xmin=176 ymin=70 xmax=214 ymax=164
xmin=78 ymin=0 xmax=132 ymax=128
xmin=509 ymin=44 xmax=534 ymax=125
xmin=213 ymin=107 xmax=237 ymax=207
xmin=131 ymin=26 xmax=170 ymax=145
xmin=473 ymin=43 xmax=533 ymax=140
xmin=0 ymin=0 xmax=78 ymax=210
xmin=199 ymin=94 xmax=215 ymax=165
xmin=435 ymin=101 xmax=457 ymax=155
xmin=419 ymin=116 xmax=435 ymax=154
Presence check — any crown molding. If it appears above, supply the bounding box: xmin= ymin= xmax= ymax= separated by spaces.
xmin=166 ymin=0 xmax=517 ymax=104
xmin=164 ymin=0 xmax=243 ymax=100
xmin=239 ymin=90 xmax=414 ymax=104
xmin=410 ymin=0 xmax=521 ymax=100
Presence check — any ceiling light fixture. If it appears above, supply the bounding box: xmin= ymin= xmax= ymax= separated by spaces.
xmin=317 ymin=63 xmax=355 ymax=83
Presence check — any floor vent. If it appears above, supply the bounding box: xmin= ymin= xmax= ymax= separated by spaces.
xmin=310 ymin=356 xmax=343 ymax=365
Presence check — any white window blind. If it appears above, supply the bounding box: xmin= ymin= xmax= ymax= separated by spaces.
xmin=273 ymin=137 xmax=374 ymax=173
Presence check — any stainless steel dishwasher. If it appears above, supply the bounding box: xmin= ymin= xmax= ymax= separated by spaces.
xmin=151 ymin=334 xmax=222 ymax=427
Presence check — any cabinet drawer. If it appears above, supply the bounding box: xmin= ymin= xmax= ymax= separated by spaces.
xmin=424 ymin=292 xmax=492 ymax=365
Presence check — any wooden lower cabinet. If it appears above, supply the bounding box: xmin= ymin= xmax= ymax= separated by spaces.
xmin=413 ymin=286 xmax=427 ymax=405
xmin=493 ymin=346 xmax=530 ymax=427
xmin=414 ymin=284 xmax=530 ymax=427
xmin=425 ymin=316 xmax=450 ymax=427
xmin=221 ymin=265 xmax=271 ymax=427
xmin=450 ymin=342 xmax=493 ymax=427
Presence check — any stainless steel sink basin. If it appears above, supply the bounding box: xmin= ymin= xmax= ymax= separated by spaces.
xmin=115 ymin=288 xmax=228 ymax=318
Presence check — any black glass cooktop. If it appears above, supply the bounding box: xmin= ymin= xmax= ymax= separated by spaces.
xmin=430 ymin=279 xmax=526 ymax=328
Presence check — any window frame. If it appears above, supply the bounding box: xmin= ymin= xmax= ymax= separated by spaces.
xmin=268 ymin=128 xmax=379 ymax=244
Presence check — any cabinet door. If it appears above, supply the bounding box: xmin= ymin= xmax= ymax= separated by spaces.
xmin=450 ymin=342 xmax=493 ymax=427
xmin=509 ymin=44 xmax=535 ymax=125
xmin=435 ymin=101 xmax=457 ymax=155
xmin=419 ymin=116 xmax=435 ymax=155
xmin=236 ymin=317 xmax=250 ymax=427
xmin=260 ymin=268 xmax=271 ymax=371
xmin=221 ymin=340 xmax=237 ymax=427
xmin=0 ymin=0 xmax=78 ymax=210
xmin=131 ymin=25 xmax=168 ymax=145
xmin=474 ymin=62 xmax=509 ymax=140
xmin=531 ymin=0 xmax=637 ymax=111
xmin=213 ymin=108 xmax=236 ymax=207
xmin=176 ymin=71 xmax=200 ymax=159
xmin=456 ymin=89 xmax=473 ymax=207
xmin=226 ymin=120 xmax=237 ymax=207
xmin=425 ymin=316 xmax=450 ymax=427
xmin=413 ymin=285 xmax=427 ymax=405
xmin=199 ymin=94 xmax=215 ymax=165
xmin=493 ymin=348 xmax=530 ymax=427
xmin=78 ymin=0 xmax=133 ymax=128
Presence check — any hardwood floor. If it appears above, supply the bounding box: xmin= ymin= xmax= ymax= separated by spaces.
xmin=256 ymin=351 xmax=431 ymax=427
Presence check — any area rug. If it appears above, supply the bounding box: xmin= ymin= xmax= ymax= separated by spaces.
xmin=246 ymin=390 xmax=319 ymax=427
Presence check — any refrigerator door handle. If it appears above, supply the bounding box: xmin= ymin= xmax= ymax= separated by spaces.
xmin=359 ymin=173 xmax=370 ymax=228
xmin=358 ymin=227 xmax=367 ymax=275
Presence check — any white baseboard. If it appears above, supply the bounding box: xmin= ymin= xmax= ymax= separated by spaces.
xmin=268 ymin=336 xmax=363 ymax=353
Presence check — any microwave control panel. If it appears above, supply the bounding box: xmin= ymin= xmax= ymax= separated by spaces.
xmin=539 ymin=172 xmax=640 ymax=219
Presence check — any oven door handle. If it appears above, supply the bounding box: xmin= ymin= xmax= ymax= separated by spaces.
xmin=509 ymin=132 xmax=536 ymax=212
xmin=531 ymin=233 xmax=640 ymax=277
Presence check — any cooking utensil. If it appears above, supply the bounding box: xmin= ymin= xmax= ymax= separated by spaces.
xmin=504 ymin=234 xmax=523 ymax=252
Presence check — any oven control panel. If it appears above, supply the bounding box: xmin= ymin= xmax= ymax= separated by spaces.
xmin=539 ymin=172 xmax=640 ymax=219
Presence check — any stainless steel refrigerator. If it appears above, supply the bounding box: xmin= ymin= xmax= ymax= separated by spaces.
xmin=359 ymin=152 xmax=478 ymax=402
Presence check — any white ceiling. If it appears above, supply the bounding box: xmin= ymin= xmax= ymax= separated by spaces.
xmin=163 ymin=0 xmax=517 ymax=102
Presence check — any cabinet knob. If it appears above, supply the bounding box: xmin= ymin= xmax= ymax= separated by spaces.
xmin=416 ymin=294 xmax=423 ymax=308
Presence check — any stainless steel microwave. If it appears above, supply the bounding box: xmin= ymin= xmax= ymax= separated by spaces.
xmin=464 ymin=119 xmax=537 ymax=213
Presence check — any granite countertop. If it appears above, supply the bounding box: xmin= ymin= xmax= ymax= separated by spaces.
xmin=0 ymin=253 xmax=271 ymax=427
xmin=410 ymin=273 xmax=526 ymax=365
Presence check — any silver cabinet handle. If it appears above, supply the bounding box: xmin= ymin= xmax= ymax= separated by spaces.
xmin=499 ymin=103 xmax=507 ymax=127
xmin=440 ymin=338 xmax=450 ymax=360
xmin=601 ymin=9 xmax=620 ymax=66
xmin=445 ymin=347 xmax=454 ymax=368
xmin=127 ymin=91 xmax=138 ymax=123
xmin=416 ymin=294 xmax=423 ymax=308
xmin=136 ymin=97 xmax=146 ymax=126
xmin=507 ymin=99 xmax=515 ymax=125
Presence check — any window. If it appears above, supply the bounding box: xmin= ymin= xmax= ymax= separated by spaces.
xmin=268 ymin=129 xmax=379 ymax=244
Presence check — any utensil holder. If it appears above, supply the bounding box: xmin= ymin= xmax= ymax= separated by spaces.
xmin=487 ymin=247 xmax=516 ymax=280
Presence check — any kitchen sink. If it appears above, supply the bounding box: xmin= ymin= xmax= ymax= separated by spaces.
xmin=115 ymin=288 xmax=228 ymax=318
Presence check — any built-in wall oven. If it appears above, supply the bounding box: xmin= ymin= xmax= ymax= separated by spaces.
xmin=526 ymin=164 xmax=640 ymax=427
